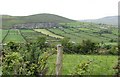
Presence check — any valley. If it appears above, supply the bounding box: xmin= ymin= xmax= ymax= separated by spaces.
xmin=0 ymin=13 xmax=118 ymax=75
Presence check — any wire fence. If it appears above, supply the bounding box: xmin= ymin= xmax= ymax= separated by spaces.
xmin=46 ymin=46 xmax=118 ymax=75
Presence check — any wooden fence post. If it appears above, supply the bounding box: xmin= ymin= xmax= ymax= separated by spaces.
xmin=56 ymin=44 xmax=63 ymax=75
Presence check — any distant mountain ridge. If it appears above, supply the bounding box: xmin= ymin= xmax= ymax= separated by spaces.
xmin=1 ymin=13 xmax=76 ymax=28
xmin=80 ymin=16 xmax=118 ymax=26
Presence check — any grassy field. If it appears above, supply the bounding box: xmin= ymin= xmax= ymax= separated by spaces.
xmin=20 ymin=29 xmax=60 ymax=43
xmin=47 ymin=54 xmax=118 ymax=75
xmin=34 ymin=29 xmax=64 ymax=39
xmin=1 ymin=26 xmax=118 ymax=45
xmin=3 ymin=29 xmax=26 ymax=43
xmin=20 ymin=29 xmax=41 ymax=42
xmin=1 ymin=22 xmax=118 ymax=45
xmin=48 ymin=22 xmax=118 ymax=44
xmin=48 ymin=28 xmax=113 ymax=43
xmin=0 ymin=29 xmax=8 ymax=41
xmin=2 ymin=30 xmax=8 ymax=39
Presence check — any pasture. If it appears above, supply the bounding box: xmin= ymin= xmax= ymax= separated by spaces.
xmin=47 ymin=54 xmax=118 ymax=75
xmin=3 ymin=29 xmax=26 ymax=43
xmin=20 ymin=29 xmax=59 ymax=43
xmin=34 ymin=29 xmax=64 ymax=39
xmin=53 ymin=22 xmax=117 ymax=44
xmin=1 ymin=30 xmax=8 ymax=42
xmin=48 ymin=27 xmax=118 ymax=43
xmin=1 ymin=22 xmax=118 ymax=46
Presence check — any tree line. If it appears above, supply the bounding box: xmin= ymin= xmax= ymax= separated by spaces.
xmin=61 ymin=37 xmax=118 ymax=55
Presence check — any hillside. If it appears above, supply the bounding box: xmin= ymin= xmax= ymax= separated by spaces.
xmin=1 ymin=13 xmax=76 ymax=28
xmin=80 ymin=16 xmax=118 ymax=26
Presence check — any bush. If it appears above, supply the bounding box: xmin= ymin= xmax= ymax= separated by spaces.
xmin=81 ymin=40 xmax=98 ymax=54
xmin=108 ymin=46 xmax=118 ymax=55
xmin=72 ymin=60 xmax=92 ymax=75
xmin=2 ymin=37 xmax=55 ymax=75
xmin=61 ymin=38 xmax=98 ymax=54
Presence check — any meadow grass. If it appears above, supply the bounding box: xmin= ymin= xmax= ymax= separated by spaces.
xmin=34 ymin=29 xmax=63 ymax=39
xmin=0 ymin=30 xmax=8 ymax=41
xmin=3 ymin=29 xmax=26 ymax=43
xmin=48 ymin=27 xmax=118 ymax=45
xmin=47 ymin=54 xmax=118 ymax=75
xmin=20 ymin=29 xmax=59 ymax=42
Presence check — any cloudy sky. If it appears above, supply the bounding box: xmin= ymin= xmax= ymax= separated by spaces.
xmin=0 ymin=0 xmax=119 ymax=20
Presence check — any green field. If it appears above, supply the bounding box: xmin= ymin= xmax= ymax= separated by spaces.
xmin=3 ymin=29 xmax=26 ymax=43
xmin=1 ymin=22 xmax=118 ymax=45
xmin=1 ymin=29 xmax=62 ymax=44
xmin=20 ymin=29 xmax=41 ymax=42
xmin=1 ymin=25 xmax=118 ymax=45
xmin=48 ymin=26 xmax=118 ymax=43
xmin=0 ymin=29 xmax=8 ymax=41
xmin=2 ymin=30 xmax=8 ymax=39
xmin=47 ymin=54 xmax=118 ymax=75
xmin=55 ymin=22 xmax=117 ymax=44
xmin=20 ymin=29 xmax=60 ymax=43
xmin=34 ymin=29 xmax=64 ymax=39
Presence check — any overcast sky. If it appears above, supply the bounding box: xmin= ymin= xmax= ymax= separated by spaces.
xmin=0 ymin=0 xmax=119 ymax=20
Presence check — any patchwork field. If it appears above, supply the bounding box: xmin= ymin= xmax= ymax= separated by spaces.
xmin=1 ymin=23 xmax=118 ymax=46
xmin=34 ymin=29 xmax=64 ymax=39
xmin=48 ymin=25 xmax=118 ymax=44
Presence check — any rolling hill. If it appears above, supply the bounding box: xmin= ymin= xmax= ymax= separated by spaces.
xmin=80 ymin=16 xmax=118 ymax=26
xmin=1 ymin=13 xmax=76 ymax=28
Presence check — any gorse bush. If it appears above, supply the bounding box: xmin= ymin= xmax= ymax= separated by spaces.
xmin=72 ymin=60 xmax=92 ymax=75
xmin=61 ymin=38 xmax=117 ymax=55
xmin=2 ymin=37 xmax=55 ymax=76
xmin=108 ymin=46 xmax=118 ymax=55
xmin=61 ymin=38 xmax=98 ymax=54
